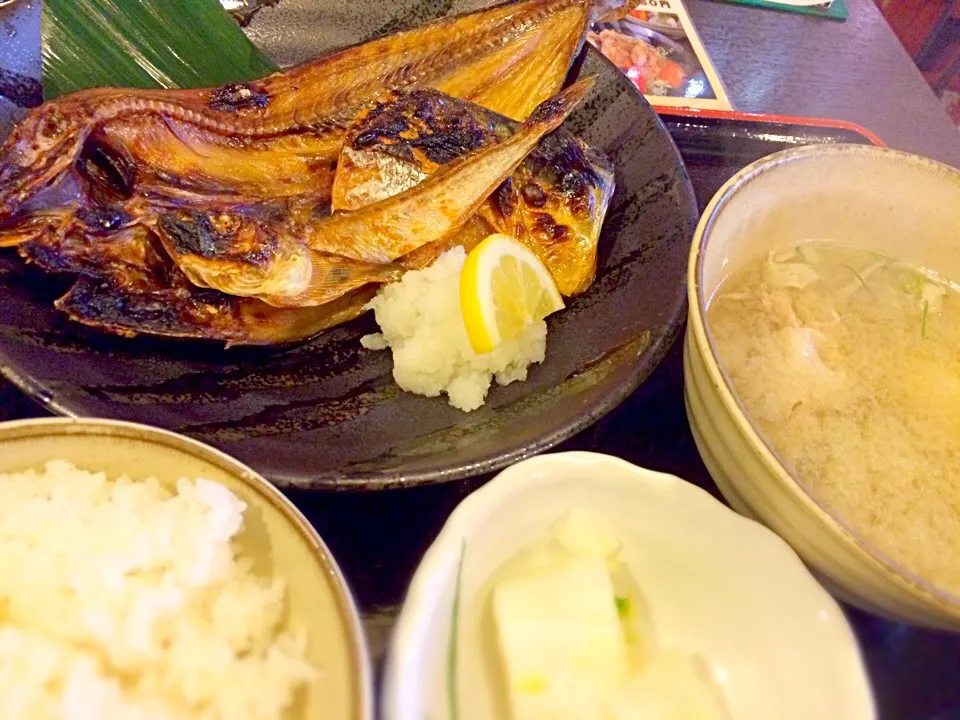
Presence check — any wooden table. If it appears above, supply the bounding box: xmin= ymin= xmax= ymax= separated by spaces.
xmin=1 ymin=1 xmax=960 ymax=718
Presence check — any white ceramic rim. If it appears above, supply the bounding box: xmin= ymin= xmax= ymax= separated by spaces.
xmin=383 ymin=450 xmax=874 ymax=717
xmin=0 ymin=416 xmax=375 ymax=720
xmin=686 ymin=142 xmax=960 ymax=615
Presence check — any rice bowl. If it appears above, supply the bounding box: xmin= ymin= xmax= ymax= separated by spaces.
xmin=0 ymin=418 xmax=372 ymax=720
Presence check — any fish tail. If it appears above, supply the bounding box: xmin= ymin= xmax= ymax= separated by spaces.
xmin=524 ymin=76 xmax=596 ymax=131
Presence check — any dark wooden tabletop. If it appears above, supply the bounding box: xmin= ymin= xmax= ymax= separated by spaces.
xmin=686 ymin=0 xmax=960 ymax=168
xmin=1 ymin=1 xmax=960 ymax=718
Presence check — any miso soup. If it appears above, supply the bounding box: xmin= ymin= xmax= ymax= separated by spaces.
xmin=707 ymin=241 xmax=960 ymax=595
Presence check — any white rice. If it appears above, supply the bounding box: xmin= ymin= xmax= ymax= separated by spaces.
xmin=361 ymin=247 xmax=547 ymax=411
xmin=0 ymin=460 xmax=317 ymax=719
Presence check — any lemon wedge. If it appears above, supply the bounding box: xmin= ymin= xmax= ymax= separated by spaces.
xmin=460 ymin=234 xmax=565 ymax=354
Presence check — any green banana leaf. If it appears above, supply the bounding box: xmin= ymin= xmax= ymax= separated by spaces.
xmin=41 ymin=0 xmax=279 ymax=100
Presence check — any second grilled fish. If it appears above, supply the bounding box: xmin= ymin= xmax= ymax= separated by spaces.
xmin=332 ymin=84 xmax=615 ymax=296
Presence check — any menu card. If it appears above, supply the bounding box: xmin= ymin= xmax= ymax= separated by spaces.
xmin=588 ymin=0 xmax=732 ymax=111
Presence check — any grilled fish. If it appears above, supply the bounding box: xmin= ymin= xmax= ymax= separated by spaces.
xmin=58 ymin=275 xmax=377 ymax=346
xmin=0 ymin=0 xmax=622 ymax=343
xmin=332 ymin=86 xmax=614 ymax=295
xmin=0 ymin=0 xmax=622 ymax=223
xmin=153 ymin=79 xmax=594 ymax=308
xmin=22 ymin=222 xmax=376 ymax=345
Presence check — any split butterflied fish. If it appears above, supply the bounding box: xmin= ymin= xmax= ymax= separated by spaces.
xmin=0 ymin=0 xmax=626 ymax=220
xmin=0 ymin=0 xmax=623 ymax=344
xmin=15 ymin=80 xmax=602 ymax=344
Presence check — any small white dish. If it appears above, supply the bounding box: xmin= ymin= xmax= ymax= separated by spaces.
xmin=382 ymin=451 xmax=875 ymax=720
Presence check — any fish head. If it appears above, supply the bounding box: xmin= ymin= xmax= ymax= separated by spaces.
xmin=0 ymin=102 xmax=89 ymax=221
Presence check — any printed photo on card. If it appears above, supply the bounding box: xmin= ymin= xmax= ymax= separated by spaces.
xmin=588 ymin=0 xmax=732 ymax=110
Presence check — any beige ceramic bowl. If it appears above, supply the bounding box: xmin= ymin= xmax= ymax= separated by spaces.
xmin=0 ymin=417 xmax=373 ymax=719
xmin=684 ymin=143 xmax=960 ymax=630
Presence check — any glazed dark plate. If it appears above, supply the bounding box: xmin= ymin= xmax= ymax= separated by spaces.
xmin=0 ymin=0 xmax=697 ymax=489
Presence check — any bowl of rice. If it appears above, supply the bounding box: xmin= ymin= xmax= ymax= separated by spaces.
xmin=0 ymin=417 xmax=372 ymax=719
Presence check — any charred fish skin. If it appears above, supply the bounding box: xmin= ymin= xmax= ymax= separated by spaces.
xmin=492 ymin=129 xmax=614 ymax=295
xmin=350 ymin=89 xmax=510 ymax=166
xmin=20 ymin=225 xmax=187 ymax=297
xmin=56 ymin=277 xmax=211 ymax=340
xmin=158 ymin=211 xmax=289 ymax=272
xmin=337 ymin=86 xmax=610 ymax=203
xmin=208 ymin=82 xmax=272 ymax=113
xmin=305 ymin=78 xmax=596 ymax=265
xmin=155 ymin=207 xmax=405 ymax=307
xmin=22 ymin=220 xmax=377 ymax=345
xmin=331 ymin=88 xmax=511 ymax=212
xmin=56 ymin=275 xmax=377 ymax=346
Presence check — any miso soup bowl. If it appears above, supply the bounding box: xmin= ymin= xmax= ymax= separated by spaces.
xmin=684 ymin=144 xmax=960 ymax=630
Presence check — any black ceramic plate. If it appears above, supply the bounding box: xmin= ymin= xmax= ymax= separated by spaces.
xmin=0 ymin=0 xmax=697 ymax=489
